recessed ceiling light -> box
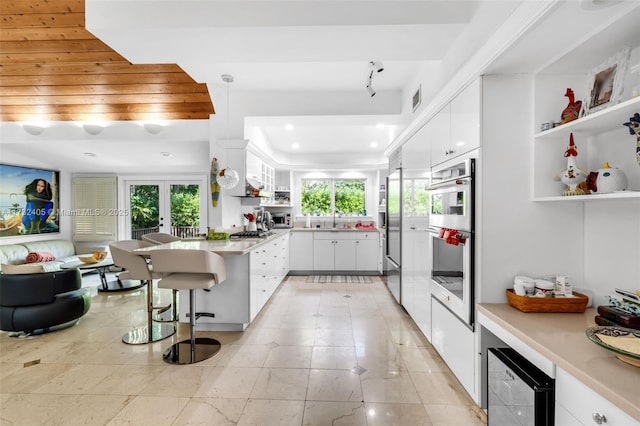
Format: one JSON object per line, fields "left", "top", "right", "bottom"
{"left": 370, "top": 142, "right": 378, "bottom": 148}
{"left": 292, "top": 142, "right": 300, "bottom": 149}
{"left": 143, "top": 122, "right": 164, "bottom": 134}
{"left": 82, "top": 123, "right": 104, "bottom": 135}
{"left": 376, "top": 123, "right": 385, "bottom": 129}
{"left": 285, "top": 124, "right": 294, "bottom": 131}
{"left": 160, "top": 152, "right": 172, "bottom": 157}
{"left": 456, "top": 141, "right": 465, "bottom": 146}
{"left": 84, "top": 152, "right": 96, "bottom": 157}
{"left": 22, "top": 123, "right": 46, "bottom": 135}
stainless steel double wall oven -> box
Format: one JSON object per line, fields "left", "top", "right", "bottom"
{"left": 428, "top": 158, "right": 475, "bottom": 328}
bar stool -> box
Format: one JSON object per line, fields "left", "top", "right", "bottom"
{"left": 141, "top": 232, "right": 182, "bottom": 322}
{"left": 109, "top": 240, "right": 175, "bottom": 344}
{"left": 149, "top": 249, "right": 226, "bottom": 365}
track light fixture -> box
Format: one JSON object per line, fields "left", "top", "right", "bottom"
{"left": 366, "top": 82, "right": 376, "bottom": 97}
{"left": 369, "top": 61, "right": 384, "bottom": 73}
{"left": 365, "top": 60, "right": 384, "bottom": 97}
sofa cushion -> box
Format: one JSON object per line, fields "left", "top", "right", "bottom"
{"left": 1, "top": 263, "right": 46, "bottom": 274}
{"left": 0, "top": 244, "right": 29, "bottom": 266}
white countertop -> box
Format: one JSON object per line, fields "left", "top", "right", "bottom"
{"left": 477, "top": 303, "right": 640, "bottom": 421}
{"left": 133, "top": 230, "right": 290, "bottom": 256}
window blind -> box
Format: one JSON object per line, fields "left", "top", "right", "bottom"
{"left": 72, "top": 176, "right": 117, "bottom": 241}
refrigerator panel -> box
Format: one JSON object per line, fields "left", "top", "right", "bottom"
{"left": 386, "top": 170, "right": 401, "bottom": 303}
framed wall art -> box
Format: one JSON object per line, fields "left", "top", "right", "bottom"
{"left": 583, "top": 46, "right": 631, "bottom": 116}
{"left": 0, "top": 163, "right": 60, "bottom": 237}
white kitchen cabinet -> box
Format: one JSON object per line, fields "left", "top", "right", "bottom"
{"left": 312, "top": 231, "right": 378, "bottom": 271}
{"left": 313, "top": 234, "right": 356, "bottom": 271}
{"left": 555, "top": 367, "right": 638, "bottom": 426}
{"left": 249, "top": 234, "right": 289, "bottom": 321}
{"left": 355, "top": 233, "right": 378, "bottom": 271}
{"left": 250, "top": 245, "right": 269, "bottom": 321}
{"left": 431, "top": 298, "right": 476, "bottom": 400}
{"left": 430, "top": 77, "right": 481, "bottom": 167}
{"left": 429, "top": 104, "right": 451, "bottom": 167}
{"left": 222, "top": 140, "right": 275, "bottom": 198}
{"left": 290, "top": 231, "right": 313, "bottom": 270}
{"left": 450, "top": 77, "right": 481, "bottom": 160}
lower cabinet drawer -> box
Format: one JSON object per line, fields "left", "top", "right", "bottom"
{"left": 555, "top": 367, "right": 638, "bottom": 425}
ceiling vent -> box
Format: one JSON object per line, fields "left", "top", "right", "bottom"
{"left": 412, "top": 85, "right": 422, "bottom": 112}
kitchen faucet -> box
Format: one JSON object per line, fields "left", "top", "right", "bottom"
{"left": 333, "top": 210, "right": 343, "bottom": 228}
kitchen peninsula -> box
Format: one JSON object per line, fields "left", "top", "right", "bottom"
{"left": 135, "top": 230, "right": 290, "bottom": 331}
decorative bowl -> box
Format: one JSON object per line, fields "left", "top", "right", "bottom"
{"left": 79, "top": 251, "right": 108, "bottom": 264}
{"left": 586, "top": 326, "right": 640, "bottom": 367}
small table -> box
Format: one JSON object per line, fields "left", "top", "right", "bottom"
{"left": 61, "top": 259, "right": 146, "bottom": 293}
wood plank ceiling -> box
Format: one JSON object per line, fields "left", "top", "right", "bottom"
{"left": 0, "top": 0, "right": 215, "bottom": 122}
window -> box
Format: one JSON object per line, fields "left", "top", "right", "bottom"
{"left": 72, "top": 176, "right": 117, "bottom": 241}
{"left": 301, "top": 179, "right": 366, "bottom": 216}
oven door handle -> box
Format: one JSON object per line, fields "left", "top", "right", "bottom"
{"left": 428, "top": 177, "right": 471, "bottom": 191}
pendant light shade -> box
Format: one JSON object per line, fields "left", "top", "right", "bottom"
{"left": 215, "top": 73, "right": 240, "bottom": 190}
{"left": 217, "top": 168, "right": 239, "bottom": 189}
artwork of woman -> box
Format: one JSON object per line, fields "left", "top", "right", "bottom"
{"left": 22, "top": 178, "right": 53, "bottom": 233}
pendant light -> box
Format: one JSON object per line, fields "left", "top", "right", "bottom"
{"left": 216, "top": 74, "right": 240, "bottom": 189}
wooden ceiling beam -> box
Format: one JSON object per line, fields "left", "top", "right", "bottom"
{"left": 0, "top": 0, "right": 215, "bottom": 122}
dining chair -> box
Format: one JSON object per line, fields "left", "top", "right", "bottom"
{"left": 149, "top": 249, "right": 226, "bottom": 364}
{"left": 109, "top": 240, "right": 175, "bottom": 344}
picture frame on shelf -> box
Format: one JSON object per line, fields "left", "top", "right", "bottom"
{"left": 583, "top": 46, "right": 631, "bottom": 116}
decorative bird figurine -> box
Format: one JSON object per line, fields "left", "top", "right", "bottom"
{"left": 561, "top": 88, "right": 582, "bottom": 124}
{"left": 556, "top": 133, "right": 587, "bottom": 196}
{"left": 623, "top": 112, "right": 640, "bottom": 166}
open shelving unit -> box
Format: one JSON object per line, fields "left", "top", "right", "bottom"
{"left": 532, "top": 19, "right": 640, "bottom": 202}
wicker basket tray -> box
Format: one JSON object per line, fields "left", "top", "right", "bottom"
{"left": 506, "top": 289, "right": 589, "bottom": 313}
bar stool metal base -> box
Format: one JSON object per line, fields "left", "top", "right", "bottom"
{"left": 162, "top": 337, "right": 221, "bottom": 365}
{"left": 122, "top": 323, "right": 175, "bottom": 345}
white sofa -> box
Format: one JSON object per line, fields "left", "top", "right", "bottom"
{"left": 0, "top": 239, "right": 110, "bottom": 274}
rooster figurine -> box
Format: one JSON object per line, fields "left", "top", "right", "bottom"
{"left": 556, "top": 133, "right": 587, "bottom": 196}
{"left": 561, "top": 88, "right": 582, "bottom": 124}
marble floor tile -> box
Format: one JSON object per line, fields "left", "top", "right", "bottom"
{"left": 172, "top": 397, "right": 247, "bottom": 425}
{"left": 250, "top": 367, "right": 310, "bottom": 400}
{"left": 237, "top": 399, "right": 305, "bottom": 426}
{"left": 302, "top": 401, "right": 367, "bottom": 426}
{"left": 364, "top": 402, "right": 433, "bottom": 426}
{"left": 0, "top": 275, "right": 485, "bottom": 425}
{"left": 306, "top": 369, "right": 363, "bottom": 402}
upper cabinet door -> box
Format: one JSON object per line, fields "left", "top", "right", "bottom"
{"left": 430, "top": 103, "right": 452, "bottom": 167}
{"left": 450, "top": 77, "right": 481, "bottom": 160}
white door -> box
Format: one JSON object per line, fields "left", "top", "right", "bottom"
{"left": 123, "top": 178, "right": 207, "bottom": 240}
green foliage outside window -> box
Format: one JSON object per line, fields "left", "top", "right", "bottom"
{"left": 170, "top": 185, "right": 200, "bottom": 227}
{"left": 130, "top": 184, "right": 200, "bottom": 229}
{"left": 130, "top": 185, "right": 158, "bottom": 229}
{"left": 301, "top": 179, "right": 366, "bottom": 215}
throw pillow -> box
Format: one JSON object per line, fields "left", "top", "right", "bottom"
{"left": 25, "top": 252, "right": 56, "bottom": 264}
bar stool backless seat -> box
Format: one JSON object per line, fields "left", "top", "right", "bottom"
{"left": 150, "top": 249, "right": 226, "bottom": 365}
